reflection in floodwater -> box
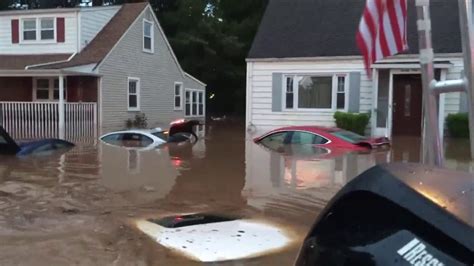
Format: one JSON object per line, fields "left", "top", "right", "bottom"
{"left": 0, "top": 121, "right": 472, "bottom": 265}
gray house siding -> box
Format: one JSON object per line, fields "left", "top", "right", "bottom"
{"left": 98, "top": 7, "right": 188, "bottom": 132}
{"left": 184, "top": 74, "right": 205, "bottom": 92}
{"left": 80, "top": 7, "right": 120, "bottom": 51}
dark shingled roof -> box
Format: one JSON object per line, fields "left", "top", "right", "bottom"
{"left": 248, "top": 0, "right": 462, "bottom": 59}
{"left": 35, "top": 2, "right": 148, "bottom": 69}
{"left": 0, "top": 54, "right": 72, "bottom": 70}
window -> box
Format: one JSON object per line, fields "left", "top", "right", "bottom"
{"left": 40, "top": 18, "right": 54, "bottom": 40}
{"left": 23, "top": 19, "right": 36, "bottom": 41}
{"left": 128, "top": 78, "right": 140, "bottom": 111}
{"left": 185, "top": 91, "right": 191, "bottom": 116}
{"left": 260, "top": 131, "right": 289, "bottom": 148}
{"left": 184, "top": 89, "right": 205, "bottom": 117}
{"left": 286, "top": 77, "right": 294, "bottom": 109}
{"left": 331, "top": 130, "right": 367, "bottom": 144}
{"left": 198, "top": 91, "right": 204, "bottom": 116}
{"left": 298, "top": 76, "right": 332, "bottom": 109}
{"left": 404, "top": 84, "right": 411, "bottom": 117}
{"left": 192, "top": 91, "right": 198, "bottom": 116}
{"left": 34, "top": 78, "right": 66, "bottom": 101}
{"left": 143, "top": 20, "right": 153, "bottom": 52}
{"left": 36, "top": 79, "right": 50, "bottom": 100}
{"left": 337, "top": 76, "right": 346, "bottom": 109}
{"left": 174, "top": 82, "right": 183, "bottom": 110}
{"left": 22, "top": 18, "right": 55, "bottom": 42}
{"left": 289, "top": 131, "right": 329, "bottom": 145}
{"left": 284, "top": 74, "right": 348, "bottom": 110}
{"left": 121, "top": 133, "right": 152, "bottom": 147}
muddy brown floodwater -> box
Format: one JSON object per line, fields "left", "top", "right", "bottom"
{"left": 0, "top": 120, "right": 472, "bottom": 265}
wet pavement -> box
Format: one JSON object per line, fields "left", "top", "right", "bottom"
{"left": 0, "top": 120, "right": 472, "bottom": 265}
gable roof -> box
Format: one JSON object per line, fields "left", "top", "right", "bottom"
{"left": 0, "top": 54, "right": 72, "bottom": 70}
{"left": 36, "top": 2, "right": 148, "bottom": 69}
{"left": 248, "top": 0, "right": 462, "bottom": 59}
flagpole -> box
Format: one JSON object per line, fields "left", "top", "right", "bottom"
{"left": 415, "top": 0, "right": 444, "bottom": 166}
{"left": 457, "top": 0, "right": 474, "bottom": 159}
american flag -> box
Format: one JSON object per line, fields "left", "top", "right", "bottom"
{"left": 356, "top": 0, "right": 409, "bottom": 75}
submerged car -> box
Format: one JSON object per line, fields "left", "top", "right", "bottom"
{"left": 254, "top": 126, "right": 390, "bottom": 152}
{"left": 0, "top": 126, "right": 74, "bottom": 156}
{"left": 100, "top": 119, "right": 202, "bottom": 149}
{"left": 135, "top": 213, "right": 293, "bottom": 262}
{"left": 295, "top": 163, "right": 473, "bottom": 266}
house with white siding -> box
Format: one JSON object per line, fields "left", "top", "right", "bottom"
{"left": 246, "top": 0, "right": 465, "bottom": 139}
{"left": 0, "top": 2, "right": 205, "bottom": 140}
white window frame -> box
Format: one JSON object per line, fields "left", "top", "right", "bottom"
{"left": 39, "top": 17, "right": 55, "bottom": 41}
{"left": 282, "top": 73, "right": 348, "bottom": 112}
{"left": 336, "top": 75, "right": 348, "bottom": 111}
{"left": 143, "top": 19, "right": 154, "bottom": 53}
{"left": 21, "top": 17, "right": 56, "bottom": 43}
{"left": 174, "top": 82, "right": 183, "bottom": 110}
{"left": 127, "top": 77, "right": 141, "bottom": 111}
{"left": 32, "top": 77, "right": 66, "bottom": 102}
{"left": 198, "top": 90, "right": 205, "bottom": 116}
{"left": 184, "top": 88, "right": 205, "bottom": 117}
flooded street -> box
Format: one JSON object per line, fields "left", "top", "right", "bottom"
{"left": 0, "top": 120, "right": 472, "bottom": 265}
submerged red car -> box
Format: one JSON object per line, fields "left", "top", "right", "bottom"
{"left": 254, "top": 126, "right": 390, "bottom": 152}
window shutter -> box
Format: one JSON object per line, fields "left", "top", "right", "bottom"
{"left": 11, "top": 19, "right": 19, "bottom": 44}
{"left": 272, "top": 73, "right": 283, "bottom": 112}
{"left": 348, "top": 72, "right": 361, "bottom": 113}
{"left": 57, "top": 17, "right": 65, "bottom": 43}
{"left": 460, "top": 92, "right": 469, "bottom": 113}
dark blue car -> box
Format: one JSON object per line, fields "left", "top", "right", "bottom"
{"left": 0, "top": 126, "right": 74, "bottom": 156}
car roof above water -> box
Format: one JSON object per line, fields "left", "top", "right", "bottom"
{"left": 101, "top": 128, "right": 164, "bottom": 136}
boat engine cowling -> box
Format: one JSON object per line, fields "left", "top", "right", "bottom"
{"left": 295, "top": 163, "right": 474, "bottom": 266}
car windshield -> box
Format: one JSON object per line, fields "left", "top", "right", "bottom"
{"left": 331, "top": 130, "right": 367, "bottom": 144}
{"left": 0, "top": 135, "right": 6, "bottom": 144}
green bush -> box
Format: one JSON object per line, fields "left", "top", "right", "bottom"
{"left": 125, "top": 113, "right": 148, "bottom": 129}
{"left": 446, "top": 113, "right": 469, "bottom": 138}
{"left": 334, "top": 111, "right": 371, "bottom": 136}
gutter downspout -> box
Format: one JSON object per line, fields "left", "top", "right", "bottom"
{"left": 24, "top": 53, "right": 77, "bottom": 70}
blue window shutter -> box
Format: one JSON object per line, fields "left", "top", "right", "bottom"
{"left": 272, "top": 73, "right": 283, "bottom": 112}
{"left": 460, "top": 92, "right": 469, "bottom": 113}
{"left": 348, "top": 72, "right": 361, "bottom": 113}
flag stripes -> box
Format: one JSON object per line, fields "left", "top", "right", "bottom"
{"left": 357, "top": 0, "right": 408, "bottom": 75}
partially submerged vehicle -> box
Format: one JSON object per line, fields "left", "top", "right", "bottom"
{"left": 0, "top": 126, "right": 74, "bottom": 156}
{"left": 135, "top": 213, "right": 293, "bottom": 262}
{"left": 295, "top": 163, "right": 474, "bottom": 266}
{"left": 99, "top": 119, "right": 202, "bottom": 150}
{"left": 255, "top": 126, "right": 390, "bottom": 152}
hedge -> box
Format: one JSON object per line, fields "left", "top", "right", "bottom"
{"left": 334, "top": 111, "right": 371, "bottom": 136}
{"left": 446, "top": 113, "right": 469, "bottom": 138}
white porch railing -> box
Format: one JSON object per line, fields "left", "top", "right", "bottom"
{"left": 0, "top": 102, "right": 97, "bottom": 141}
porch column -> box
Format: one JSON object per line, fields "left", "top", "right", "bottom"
{"left": 59, "top": 75, "right": 65, "bottom": 139}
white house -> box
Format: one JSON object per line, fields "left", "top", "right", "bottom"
{"left": 0, "top": 3, "right": 205, "bottom": 140}
{"left": 246, "top": 0, "right": 466, "bottom": 139}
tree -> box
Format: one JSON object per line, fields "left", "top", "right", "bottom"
{"left": 156, "top": 0, "right": 268, "bottom": 115}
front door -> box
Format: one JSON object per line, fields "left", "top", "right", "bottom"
{"left": 392, "top": 74, "right": 423, "bottom": 136}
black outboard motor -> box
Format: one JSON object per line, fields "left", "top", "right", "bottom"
{"left": 168, "top": 119, "right": 201, "bottom": 143}
{"left": 295, "top": 163, "right": 473, "bottom": 266}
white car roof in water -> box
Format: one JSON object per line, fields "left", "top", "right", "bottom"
{"left": 99, "top": 128, "right": 167, "bottom": 145}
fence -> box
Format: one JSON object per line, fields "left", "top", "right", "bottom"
{"left": 0, "top": 101, "right": 97, "bottom": 142}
